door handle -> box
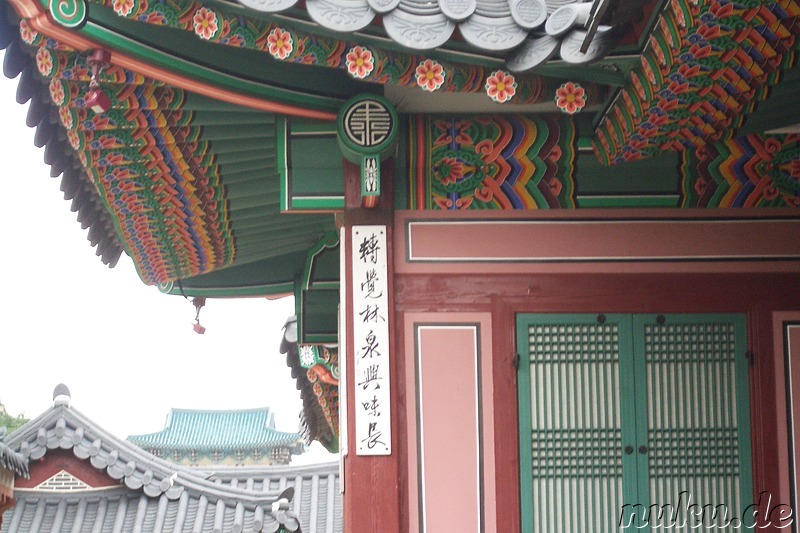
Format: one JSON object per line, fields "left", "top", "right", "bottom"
{"left": 624, "top": 445, "right": 634, "bottom": 455}
{"left": 639, "top": 445, "right": 648, "bottom": 455}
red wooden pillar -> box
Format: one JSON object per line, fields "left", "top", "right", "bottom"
{"left": 341, "top": 160, "right": 402, "bottom": 532}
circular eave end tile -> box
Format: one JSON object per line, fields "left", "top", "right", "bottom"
{"left": 383, "top": 11, "right": 456, "bottom": 50}
{"left": 506, "top": 32, "right": 560, "bottom": 72}
{"left": 545, "top": 4, "right": 580, "bottom": 36}
{"left": 509, "top": 0, "right": 547, "bottom": 30}
{"left": 368, "top": 0, "right": 402, "bottom": 15}
{"left": 307, "top": 0, "right": 376, "bottom": 32}
{"left": 459, "top": 14, "right": 528, "bottom": 51}
{"left": 559, "top": 25, "right": 619, "bottom": 64}
{"left": 440, "top": 0, "right": 476, "bottom": 21}
{"left": 236, "top": 0, "right": 301, "bottom": 13}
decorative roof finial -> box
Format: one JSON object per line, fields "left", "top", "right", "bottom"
{"left": 53, "top": 383, "right": 71, "bottom": 406}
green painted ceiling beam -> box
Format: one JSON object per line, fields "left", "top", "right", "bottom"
{"left": 81, "top": 4, "right": 363, "bottom": 111}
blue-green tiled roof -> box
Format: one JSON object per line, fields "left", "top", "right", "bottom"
{"left": 127, "top": 408, "right": 302, "bottom": 451}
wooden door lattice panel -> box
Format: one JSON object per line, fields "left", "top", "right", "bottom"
{"left": 518, "top": 314, "right": 751, "bottom": 533}
{"left": 521, "top": 318, "right": 625, "bottom": 533}
{"left": 642, "top": 319, "right": 750, "bottom": 531}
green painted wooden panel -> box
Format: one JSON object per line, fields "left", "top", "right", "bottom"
{"left": 300, "top": 288, "right": 339, "bottom": 343}
{"left": 517, "top": 313, "right": 752, "bottom": 533}
{"left": 635, "top": 315, "right": 752, "bottom": 531}
{"left": 517, "top": 315, "right": 633, "bottom": 533}
{"left": 279, "top": 119, "right": 345, "bottom": 212}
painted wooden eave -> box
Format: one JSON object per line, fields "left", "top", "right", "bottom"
{"left": 3, "top": 7, "right": 338, "bottom": 287}
{"left": 0, "top": 10, "right": 125, "bottom": 267}
{"left": 593, "top": 0, "right": 800, "bottom": 164}
{"left": 49, "top": 0, "right": 649, "bottom": 110}
{"left": 66, "top": 0, "right": 800, "bottom": 155}
{"left": 5, "top": 0, "right": 339, "bottom": 119}
{"left": 280, "top": 316, "right": 339, "bottom": 454}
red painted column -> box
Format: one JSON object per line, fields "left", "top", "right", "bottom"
{"left": 342, "top": 160, "right": 402, "bottom": 532}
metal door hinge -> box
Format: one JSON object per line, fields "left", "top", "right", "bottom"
{"left": 513, "top": 353, "right": 521, "bottom": 370}
{"left": 746, "top": 350, "right": 754, "bottom": 366}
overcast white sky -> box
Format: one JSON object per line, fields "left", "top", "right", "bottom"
{"left": 0, "top": 54, "right": 334, "bottom": 464}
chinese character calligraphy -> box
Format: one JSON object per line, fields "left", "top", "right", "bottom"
{"left": 352, "top": 226, "right": 391, "bottom": 455}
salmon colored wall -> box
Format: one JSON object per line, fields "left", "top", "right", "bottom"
{"left": 396, "top": 210, "right": 800, "bottom": 275}
{"left": 394, "top": 272, "right": 800, "bottom": 532}
{"left": 401, "top": 315, "right": 497, "bottom": 533}
{"left": 345, "top": 209, "right": 799, "bottom": 532}
{"left": 390, "top": 211, "right": 800, "bottom": 531}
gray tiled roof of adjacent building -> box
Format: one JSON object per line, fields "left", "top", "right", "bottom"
{"left": 0, "top": 398, "right": 341, "bottom": 532}
{"left": 0, "top": 430, "right": 27, "bottom": 479}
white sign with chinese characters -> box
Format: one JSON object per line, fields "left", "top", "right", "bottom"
{"left": 351, "top": 225, "right": 391, "bottom": 455}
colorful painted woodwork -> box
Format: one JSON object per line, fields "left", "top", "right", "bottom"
{"left": 681, "top": 133, "right": 800, "bottom": 208}
{"left": 75, "top": 0, "right": 554, "bottom": 104}
{"left": 22, "top": 31, "right": 289, "bottom": 285}
{"left": 594, "top": 0, "right": 800, "bottom": 165}
{"left": 301, "top": 345, "right": 340, "bottom": 454}
{"left": 299, "top": 346, "right": 339, "bottom": 452}
{"left": 409, "top": 114, "right": 576, "bottom": 209}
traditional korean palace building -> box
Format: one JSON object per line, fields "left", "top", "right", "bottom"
{"left": 0, "top": 0, "right": 799, "bottom": 529}
{"left": 0, "top": 386, "right": 342, "bottom": 533}
{"left": 127, "top": 408, "right": 305, "bottom": 466}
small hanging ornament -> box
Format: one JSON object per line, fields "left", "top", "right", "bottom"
{"left": 192, "top": 297, "right": 206, "bottom": 334}
{"left": 85, "top": 49, "right": 112, "bottom": 114}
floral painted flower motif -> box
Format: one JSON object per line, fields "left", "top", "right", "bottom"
{"left": 437, "top": 157, "right": 464, "bottom": 186}
{"left": 143, "top": 11, "right": 167, "bottom": 24}
{"left": 19, "top": 21, "right": 39, "bottom": 45}
{"left": 415, "top": 59, "right": 445, "bottom": 92}
{"left": 485, "top": 70, "right": 516, "bottom": 104}
{"left": 433, "top": 195, "right": 473, "bottom": 210}
{"left": 58, "top": 107, "right": 73, "bottom": 129}
{"left": 267, "top": 28, "right": 293, "bottom": 60}
{"left": 36, "top": 47, "right": 54, "bottom": 77}
{"left": 299, "top": 345, "right": 316, "bottom": 367}
{"left": 192, "top": 7, "right": 219, "bottom": 41}
{"left": 345, "top": 46, "right": 374, "bottom": 79}
{"left": 67, "top": 130, "right": 81, "bottom": 150}
{"left": 112, "top": 0, "right": 136, "bottom": 17}
{"left": 49, "top": 79, "right": 66, "bottom": 106}
{"left": 791, "top": 158, "right": 800, "bottom": 179}
{"left": 555, "top": 81, "right": 586, "bottom": 114}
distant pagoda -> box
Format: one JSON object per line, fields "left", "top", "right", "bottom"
{"left": 127, "top": 408, "right": 304, "bottom": 466}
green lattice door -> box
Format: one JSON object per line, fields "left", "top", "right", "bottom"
{"left": 516, "top": 314, "right": 752, "bottom": 533}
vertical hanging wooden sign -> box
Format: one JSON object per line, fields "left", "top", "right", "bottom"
{"left": 351, "top": 225, "right": 392, "bottom": 455}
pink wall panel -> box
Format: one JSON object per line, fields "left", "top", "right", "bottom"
{"left": 396, "top": 210, "right": 800, "bottom": 275}
{"left": 405, "top": 315, "right": 496, "bottom": 533}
